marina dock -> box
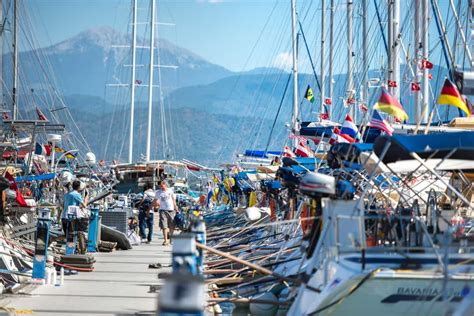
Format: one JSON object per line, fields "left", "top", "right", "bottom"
{"left": 0, "top": 235, "right": 170, "bottom": 316}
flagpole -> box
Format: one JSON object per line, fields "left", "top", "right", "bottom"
{"left": 421, "top": 0, "right": 430, "bottom": 124}
{"left": 392, "top": 0, "right": 400, "bottom": 100}
{"left": 320, "top": 0, "right": 325, "bottom": 117}
{"left": 146, "top": 0, "right": 156, "bottom": 162}
{"left": 414, "top": 0, "right": 421, "bottom": 124}
{"left": 128, "top": 0, "right": 138, "bottom": 164}
{"left": 328, "top": 0, "right": 334, "bottom": 119}
{"left": 347, "top": 0, "right": 355, "bottom": 121}
{"left": 291, "top": 0, "right": 299, "bottom": 132}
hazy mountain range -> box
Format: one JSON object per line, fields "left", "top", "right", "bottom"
{"left": 5, "top": 26, "right": 452, "bottom": 165}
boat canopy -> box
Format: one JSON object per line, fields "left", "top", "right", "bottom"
{"left": 16, "top": 173, "right": 55, "bottom": 182}
{"left": 373, "top": 132, "right": 474, "bottom": 164}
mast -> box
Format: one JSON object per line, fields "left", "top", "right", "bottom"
{"left": 392, "top": 0, "right": 400, "bottom": 99}
{"left": 0, "top": 0, "right": 3, "bottom": 109}
{"left": 146, "top": 0, "right": 156, "bottom": 161}
{"left": 347, "top": 0, "right": 355, "bottom": 119}
{"left": 414, "top": 0, "right": 421, "bottom": 123}
{"left": 12, "top": 0, "right": 18, "bottom": 120}
{"left": 290, "top": 0, "right": 299, "bottom": 131}
{"left": 320, "top": 0, "right": 325, "bottom": 116}
{"left": 128, "top": 0, "right": 137, "bottom": 164}
{"left": 362, "top": 0, "right": 368, "bottom": 107}
{"left": 328, "top": 0, "right": 334, "bottom": 119}
{"left": 421, "top": 0, "right": 429, "bottom": 123}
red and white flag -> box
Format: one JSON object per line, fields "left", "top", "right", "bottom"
{"left": 324, "top": 98, "right": 332, "bottom": 105}
{"left": 387, "top": 80, "right": 398, "bottom": 88}
{"left": 294, "top": 139, "right": 314, "bottom": 157}
{"left": 360, "top": 103, "right": 368, "bottom": 113}
{"left": 283, "top": 146, "right": 296, "bottom": 157}
{"left": 329, "top": 127, "right": 355, "bottom": 145}
{"left": 420, "top": 59, "right": 433, "bottom": 69}
{"left": 411, "top": 82, "right": 421, "bottom": 92}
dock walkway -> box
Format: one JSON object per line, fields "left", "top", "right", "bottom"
{"left": 0, "top": 235, "right": 171, "bottom": 316}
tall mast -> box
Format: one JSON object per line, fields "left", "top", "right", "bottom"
{"left": 347, "top": 0, "right": 355, "bottom": 119}
{"left": 128, "top": 0, "right": 137, "bottom": 164}
{"left": 328, "top": 0, "right": 334, "bottom": 118}
{"left": 0, "top": 0, "right": 3, "bottom": 109}
{"left": 392, "top": 0, "right": 400, "bottom": 99}
{"left": 319, "top": 0, "right": 325, "bottom": 116}
{"left": 414, "top": 0, "right": 421, "bottom": 123}
{"left": 421, "top": 0, "right": 429, "bottom": 123}
{"left": 12, "top": 0, "right": 18, "bottom": 120}
{"left": 290, "top": 0, "right": 299, "bottom": 131}
{"left": 146, "top": 0, "right": 156, "bottom": 161}
{"left": 362, "top": 0, "right": 368, "bottom": 106}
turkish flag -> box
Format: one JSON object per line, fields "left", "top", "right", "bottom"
{"left": 428, "top": 73, "right": 433, "bottom": 80}
{"left": 420, "top": 59, "right": 433, "bottom": 69}
{"left": 320, "top": 113, "right": 329, "bottom": 120}
{"left": 324, "top": 98, "right": 332, "bottom": 105}
{"left": 387, "top": 80, "right": 398, "bottom": 88}
{"left": 411, "top": 82, "right": 421, "bottom": 92}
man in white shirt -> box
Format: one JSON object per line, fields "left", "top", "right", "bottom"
{"left": 155, "top": 180, "right": 178, "bottom": 245}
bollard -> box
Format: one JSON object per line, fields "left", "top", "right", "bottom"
{"left": 87, "top": 208, "right": 100, "bottom": 252}
{"left": 32, "top": 208, "right": 52, "bottom": 280}
{"left": 190, "top": 219, "right": 206, "bottom": 275}
{"left": 172, "top": 234, "right": 198, "bottom": 275}
{"left": 158, "top": 274, "right": 205, "bottom": 316}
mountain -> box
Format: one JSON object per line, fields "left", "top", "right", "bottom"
{"left": 10, "top": 26, "right": 233, "bottom": 98}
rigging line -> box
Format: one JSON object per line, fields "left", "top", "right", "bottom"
{"left": 373, "top": 0, "right": 388, "bottom": 55}
{"left": 297, "top": 19, "right": 321, "bottom": 93}
{"left": 264, "top": 73, "right": 292, "bottom": 153}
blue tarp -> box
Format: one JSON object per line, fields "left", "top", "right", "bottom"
{"left": 374, "top": 131, "right": 474, "bottom": 164}
{"left": 16, "top": 173, "right": 55, "bottom": 182}
{"left": 244, "top": 150, "right": 282, "bottom": 158}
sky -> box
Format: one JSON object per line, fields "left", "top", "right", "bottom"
{"left": 21, "top": 0, "right": 290, "bottom": 72}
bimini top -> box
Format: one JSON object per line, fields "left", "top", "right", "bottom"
{"left": 373, "top": 131, "right": 474, "bottom": 164}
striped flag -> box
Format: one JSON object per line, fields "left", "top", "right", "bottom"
{"left": 437, "top": 79, "right": 471, "bottom": 116}
{"left": 374, "top": 88, "right": 409, "bottom": 121}
{"left": 369, "top": 110, "right": 394, "bottom": 136}
{"left": 294, "top": 139, "right": 314, "bottom": 157}
{"left": 283, "top": 146, "right": 296, "bottom": 157}
{"left": 36, "top": 107, "right": 48, "bottom": 121}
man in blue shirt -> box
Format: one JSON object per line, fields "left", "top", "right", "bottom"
{"left": 62, "top": 180, "right": 88, "bottom": 234}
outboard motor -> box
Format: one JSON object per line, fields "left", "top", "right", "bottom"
{"left": 298, "top": 172, "right": 336, "bottom": 257}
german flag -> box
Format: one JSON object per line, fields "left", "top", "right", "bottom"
{"left": 373, "top": 89, "right": 408, "bottom": 121}
{"left": 437, "top": 79, "right": 471, "bottom": 116}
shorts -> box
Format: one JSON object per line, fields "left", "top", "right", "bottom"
{"left": 159, "top": 209, "right": 176, "bottom": 230}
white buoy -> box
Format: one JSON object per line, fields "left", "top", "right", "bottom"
{"left": 52, "top": 268, "right": 57, "bottom": 285}
{"left": 249, "top": 292, "right": 278, "bottom": 316}
{"left": 245, "top": 207, "right": 262, "bottom": 222}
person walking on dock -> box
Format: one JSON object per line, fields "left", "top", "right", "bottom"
{"left": 137, "top": 183, "right": 155, "bottom": 243}
{"left": 155, "top": 180, "right": 178, "bottom": 246}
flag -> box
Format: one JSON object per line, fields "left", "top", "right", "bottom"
{"left": 4, "top": 172, "right": 27, "bottom": 207}
{"left": 35, "top": 143, "right": 52, "bottom": 156}
{"left": 387, "top": 80, "right": 398, "bottom": 88}
{"left": 437, "top": 79, "right": 471, "bottom": 116}
{"left": 54, "top": 146, "right": 76, "bottom": 159}
{"left": 374, "top": 89, "right": 409, "bottom": 121}
{"left": 346, "top": 96, "right": 356, "bottom": 105}
{"left": 428, "top": 73, "right": 433, "bottom": 80}
{"left": 294, "top": 139, "right": 314, "bottom": 157}
{"left": 420, "top": 59, "right": 433, "bottom": 69}
{"left": 36, "top": 107, "right": 48, "bottom": 121}
{"left": 2, "top": 112, "right": 9, "bottom": 120}
{"left": 360, "top": 103, "right": 368, "bottom": 113}
{"left": 324, "top": 98, "right": 332, "bottom": 105}
{"left": 329, "top": 127, "right": 353, "bottom": 145}
{"left": 411, "top": 82, "right": 421, "bottom": 92}
{"left": 320, "top": 113, "right": 329, "bottom": 120}
{"left": 283, "top": 146, "right": 296, "bottom": 158}
{"left": 98, "top": 159, "right": 106, "bottom": 167}
{"left": 340, "top": 114, "right": 361, "bottom": 140}
{"left": 304, "top": 85, "right": 314, "bottom": 103}
{"left": 135, "top": 79, "right": 142, "bottom": 85}
{"left": 369, "top": 110, "right": 394, "bottom": 136}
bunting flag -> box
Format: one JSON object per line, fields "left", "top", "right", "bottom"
{"left": 304, "top": 85, "right": 314, "bottom": 103}
{"left": 324, "top": 98, "right": 332, "bottom": 105}
{"left": 294, "top": 139, "right": 314, "bottom": 157}
{"left": 283, "top": 146, "right": 296, "bottom": 158}
{"left": 360, "top": 103, "right": 368, "bottom": 113}
{"left": 340, "top": 114, "right": 361, "bottom": 140}
{"left": 2, "top": 112, "right": 9, "bottom": 120}
{"left": 373, "top": 88, "right": 409, "bottom": 121}
{"left": 387, "top": 80, "right": 398, "bottom": 88}
{"left": 437, "top": 79, "right": 471, "bottom": 116}
{"left": 369, "top": 110, "right": 394, "bottom": 136}
{"left": 4, "top": 172, "right": 28, "bottom": 207}
{"left": 36, "top": 107, "right": 48, "bottom": 121}
{"left": 411, "top": 82, "right": 421, "bottom": 92}
{"left": 320, "top": 113, "right": 329, "bottom": 120}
